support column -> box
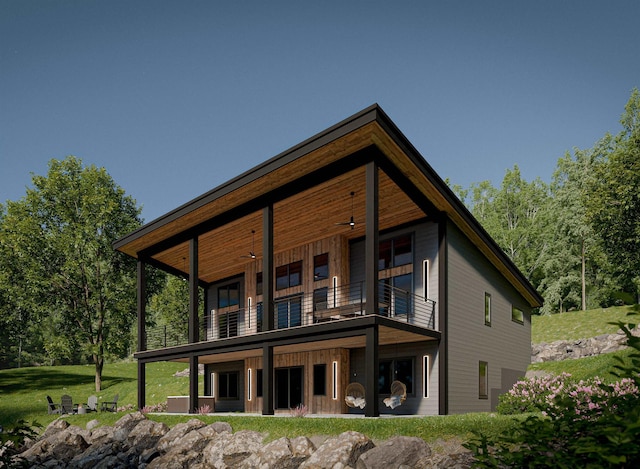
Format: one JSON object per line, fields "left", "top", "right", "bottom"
{"left": 365, "top": 325, "right": 379, "bottom": 417}
{"left": 262, "top": 344, "right": 274, "bottom": 415}
{"left": 137, "top": 259, "right": 147, "bottom": 410}
{"left": 365, "top": 160, "right": 379, "bottom": 315}
{"left": 263, "top": 205, "right": 274, "bottom": 331}
{"left": 189, "top": 238, "right": 199, "bottom": 343}
{"left": 438, "top": 214, "right": 448, "bottom": 415}
{"left": 189, "top": 355, "right": 199, "bottom": 413}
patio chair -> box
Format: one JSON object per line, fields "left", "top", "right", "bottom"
{"left": 101, "top": 393, "right": 119, "bottom": 412}
{"left": 383, "top": 380, "right": 407, "bottom": 409}
{"left": 46, "top": 395, "right": 60, "bottom": 415}
{"left": 344, "top": 382, "right": 366, "bottom": 409}
{"left": 60, "top": 394, "right": 75, "bottom": 414}
{"left": 86, "top": 395, "right": 98, "bottom": 412}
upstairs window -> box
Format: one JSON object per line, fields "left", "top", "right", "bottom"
{"left": 313, "top": 253, "right": 329, "bottom": 280}
{"left": 218, "top": 282, "right": 240, "bottom": 308}
{"left": 512, "top": 305, "right": 524, "bottom": 324}
{"left": 379, "top": 234, "right": 412, "bottom": 270}
{"left": 276, "top": 261, "right": 303, "bottom": 290}
{"left": 484, "top": 292, "right": 491, "bottom": 326}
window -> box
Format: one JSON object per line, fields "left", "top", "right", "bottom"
{"left": 313, "top": 364, "right": 326, "bottom": 395}
{"left": 218, "top": 282, "right": 240, "bottom": 308}
{"left": 256, "top": 272, "right": 263, "bottom": 296}
{"left": 218, "top": 371, "right": 239, "bottom": 400}
{"left": 512, "top": 305, "right": 524, "bottom": 324}
{"left": 314, "top": 253, "right": 329, "bottom": 280}
{"left": 379, "top": 274, "right": 412, "bottom": 316}
{"left": 275, "top": 367, "right": 303, "bottom": 409}
{"left": 276, "top": 296, "right": 302, "bottom": 329}
{"left": 313, "top": 287, "right": 328, "bottom": 311}
{"left": 379, "top": 234, "right": 412, "bottom": 270}
{"left": 484, "top": 292, "right": 491, "bottom": 326}
{"left": 379, "top": 358, "right": 413, "bottom": 394}
{"left": 218, "top": 310, "right": 239, "bottom": 338}
{"left": 276, "top": 261, "right": 303, "bottom": 290}
{"left": 256, "top": 302, "right": 263, "bottom": 332}
{"left": 479, "top": 361, "right": 488, "bottom": 399}
{"left": 256, "top": 369, "right": 263, "bottom": 398}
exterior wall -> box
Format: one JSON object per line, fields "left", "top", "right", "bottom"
{"left": 207, "top": 360, "right": 245, "bottom": 412}
{"left": 349, "top": 341, "right": 439, "bottom": 415}
{"left": 244, "top": 348, "right": 349, "bottom": 414}
{"left": 445, "top": 221, "right": 532, "bottom": 413}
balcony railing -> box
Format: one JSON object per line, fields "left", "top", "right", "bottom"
{"left": 144, "top": 282, "right": 436, "bottom": 350}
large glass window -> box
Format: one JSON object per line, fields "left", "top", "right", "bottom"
{"left": 276, "top": 296, "right": 302, "bottom": 329}
{"left": 379, "top": 358, "right": 413, "bottom": 394}
{"left": 314, "top": 253, "right": 329, "bottom": 280}
{"left": 218, "top": 371, "right": 239, "bottom": 399}
{"left": 379, "top": 235, "right": 412, "bottom": 270}
{"left": 276, "top": 261, "right": 303, "bottom": 290}
{"left": 218, "top": 282, "right": 240, "bottom": 308}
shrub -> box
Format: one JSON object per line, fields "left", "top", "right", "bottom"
{"left": 197, "top": 404, "right": 211, "bottom": 414}
{"left": 0, "top": 420, "right": 41, "bottom": 468}
{"left": 466, "top": 311, "right": 640, "bottom": 468}
{"left": 140, "top": 402, "right": 167, "bottom": 413}
{"left": 496, "top": 372, "right": 572, "bottom": 414}
{"left": 289, "top": 404, "right": 308, "bottom": 418}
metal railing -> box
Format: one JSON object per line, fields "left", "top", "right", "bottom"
{"left": 144, "top": 282, "right": 436, "bottom": 350}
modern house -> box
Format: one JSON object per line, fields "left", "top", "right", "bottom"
{"left": 114, "top": 104, "right": 542, "bottom": 417}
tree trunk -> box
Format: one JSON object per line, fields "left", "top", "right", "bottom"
{"left": 95, "top": 354, "right": 104, "bottom": 392}
{"left": 581, "top": 238, "right": 587, "bottom": 311}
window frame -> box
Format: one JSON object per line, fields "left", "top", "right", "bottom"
{"left": 313, "top": 253, "right": 329, "bottom": 281}
{"left": 217, "top": 371, "right": 240, "bottom": 400}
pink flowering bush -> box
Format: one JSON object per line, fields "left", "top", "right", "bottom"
{"left": 498, "top": 372, "right": 639, "bottom": 419}
{"left": 140, "top": 402, "right": 167, "bottom": 413}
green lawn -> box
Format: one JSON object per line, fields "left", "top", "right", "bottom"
{"left": 531, "top": 305, "right": 636, "bottom": 343}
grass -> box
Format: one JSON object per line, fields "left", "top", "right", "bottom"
{"left": 1, "top": 306, "right": 637, "bottom": 442}
{"left": 531, "top": 305, "right": 635, "bottom": 343}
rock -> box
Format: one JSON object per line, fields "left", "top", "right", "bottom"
{"left": 357, "top": 436, "right": 431, "bottom": 469}
{"left": 203, "top": 429, "right": 264, "bottom": 468}
{"left": 86, "top": 419, "right": 100, "bottom": 431}
{"left": 240, "top": 436, "right": 316, "bottom": 469}
{"left": 156, "top": 418, "right": 206, "bottom": 452}
{"left": 300, "top": 431, "right": 374, "bottom": 469}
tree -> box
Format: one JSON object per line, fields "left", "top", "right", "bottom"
{"left": 587, "top": 89, "right": 640, "bottom": 303}
{"left": 0, "top": 156, "right": 142, "bottom": 389}
{"left": 467, "top": 167, "right": 551, "bottom": 287}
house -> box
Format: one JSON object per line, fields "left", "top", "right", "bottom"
{"left": 114, "top": 104, "right": 542, "bottom": 416}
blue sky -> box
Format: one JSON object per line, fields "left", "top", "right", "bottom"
{"left": 1, "top": 1, "right": 638, "bottom": 223}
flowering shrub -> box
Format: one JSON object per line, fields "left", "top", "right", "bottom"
{"left": 116, "top": 403, "right": 136, "bottom": 413}
{"left": 289, "top": 404, "right": 308, "bottom": 417}
{"left": 497, "top": 372, "right": 639, "bottom": 420}
{"left": 497, "top": 372, "right": 572, "bottom": 414}
{"left": 467, "top": 313, "right": 640, "bottom": 467}
{"left": 140, "top": 402, "right": 167, "bottom": 413}
{"left": 197, "top": 404, "right": 212, "bottom": 414}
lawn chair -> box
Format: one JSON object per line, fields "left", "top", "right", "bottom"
{"left": 46, "top": 395, "right": 60, "bottom": 415}
{"left": 86, "top": 395, "right": 98, "bottom": 412}
{"left": 60, "top": 394, "right": 75, "bottom": 414}
{"left": 101, "top": 393, "right": 119, "bottom": 412}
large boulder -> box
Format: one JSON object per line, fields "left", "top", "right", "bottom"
{"left": 300, "top": 431, "right": 374, "bottom": 469}
{"left": 240, "top": 435, "right": 316, "bottom": 469}
{"left": 357, "top": 436, "right": 431, "bottom": 469}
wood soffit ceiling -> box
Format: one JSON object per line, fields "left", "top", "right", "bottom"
{"left": 114, "top": 106, "right": 543, "bottom": 306}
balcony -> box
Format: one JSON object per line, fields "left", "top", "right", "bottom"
{"left": 144, "top": 282, "right": 436, "bottom": 351}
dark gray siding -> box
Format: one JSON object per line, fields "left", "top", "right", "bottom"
{"left": 446, "top": 221, "right": 531, "bottom": 413}
{"left": 349, "top": 341, "right": 439, "bottom": 415}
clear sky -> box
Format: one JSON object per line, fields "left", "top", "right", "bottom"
{"left": 1, "top": 1, "right": 638, "bottom": 223}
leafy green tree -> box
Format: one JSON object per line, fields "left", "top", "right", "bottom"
{"left": 587, "top": 89, "right": 640, "bottom": 303}
{"left": 0, "top": 156, "right": 142, "bottom": 389}
{"left": 467, "top": 167, "right": 551, "bottom": 288}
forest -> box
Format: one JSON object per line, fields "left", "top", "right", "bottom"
{"left": 1, "top": 89, "right": 638, "bottom": 376}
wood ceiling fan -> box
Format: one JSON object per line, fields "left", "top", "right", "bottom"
{"left": 240, "top": 230, "right": 258, "bottom": 259}
{"left": 335, "top": 191, "right": 358, "bottom": 230}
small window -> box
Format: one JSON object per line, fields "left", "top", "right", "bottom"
{"left": 218, "top": 282, "right": 240, "bottom": 308}
{"left": 276, "top": 261, "right": 303, "bottom": 290}
{"left": 512, "top": 306, "right": 524, "bottom": 324}
{"left": 484, "top": 292, "right": 491, "bottom": 326}
{"left": 314, "top": 253, "right": 329, "bottom": 280}
{"left": 256, "top": 369, "right": 263, "bottom": 398}
{"left": 479, "top": 361, "right": 488, "bottom": 399}
{"left": 313, "top": 364, "right": 326, "bottom": 395}
{"left": 218, "top": 371, "right": 239, "bottom": 400}
{"left": 256, "top": 272, "right": 263, "bottom": 296}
